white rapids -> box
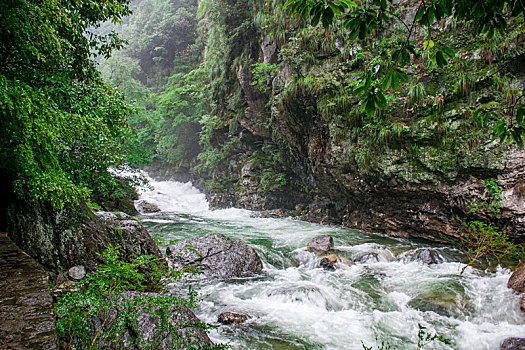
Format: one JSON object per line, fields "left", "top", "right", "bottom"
{"left": 137, "top": 177, "right": 525, "bottom": 350}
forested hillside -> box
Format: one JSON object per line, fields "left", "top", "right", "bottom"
{"left": 104, "top": 0, "right": 525, "bottom": 246}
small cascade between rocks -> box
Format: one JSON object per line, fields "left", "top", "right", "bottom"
{"left": 138, "top": 178, "right": 525, "bottom": 350}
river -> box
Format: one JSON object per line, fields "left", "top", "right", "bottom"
{"left": 138, "top": 178, "right": 525, "bottom": 349}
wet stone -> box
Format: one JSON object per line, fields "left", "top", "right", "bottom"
{"left": 307, "top": 235, "right": 334, "bottom": 252}
{"left": 320, "top": 258, "right": 335, "bottom": 271}
{"left": 135, "top": 199, "right": 161, "bottom": 213}
{"left": 508, "top": 266, "right": 525, "bottom": 294}
{"left": 217, "top": 311, "right": 249, "bottom": 325}
{"left": 166, "top": 234, "right": 263, "bottom": 279}
{"left": 414, "top": 249, "right": 445, "bottom": 265}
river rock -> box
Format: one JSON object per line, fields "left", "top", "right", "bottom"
{"left": 307, "top": 235, "right": 334, "bottom": 252}
{"left": 408, "top": 298, "right": 452, "bottom": 317}
{"left": 166, "top": 234, "right": 263, "bottom": 279}
{"left": 508, "top": 266, "right": 525, "bottom": 294}
{"left": 354, "top": 251, "right": 395, "bottom": 264}
{"left": 67, "top": 265, "right": 86, "bottom": 281}
{"left": 65, "top": 292, "right": 212, "bottom": 349}
{"left": 7, "top": 201, "right": 163, "bottom": 272}
{"left": 135, "top": 199, "right": 161, "bottom": 213}
{"left": 501, "top": 337, "right": 525, "bottom": 350}
{"left": 320, "top": 256, "right": 336, "bottom": 271}
{"left": 414, "top": 249, "right": 445, "bottom": 264}
{"left": 217, "top": 311, "right": 249, "bottom": 325}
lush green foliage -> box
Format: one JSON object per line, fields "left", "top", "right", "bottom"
{"left": 455, "top": 219, "right": 524, "bottom": 267}
{"left": 99, "top": 0, "right": 205, "bottom": 167}
{"left": 0, "top": 0, "right": 135, "bottom": 208}
{"left": 449, "top": 179, "right": 525, "bottom": 267}
{"left": 282, "top": 0, "right": 525, "bottom": 145}
{"left": 55, "top": 246, "right": 224, "bottom": 349}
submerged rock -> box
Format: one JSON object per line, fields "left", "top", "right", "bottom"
{"left": 166, "top": 234, "right": 263, "bottom": 279}
{"left": 217, "top": 311, "right": 249, "bottom": 325}
{"left": 135, "top": 199, "right": 161, "bottom": 214}
{"left": 508, "top": 266, "right": 525, "bottom": 294}
{"left": 320, "top": 257, "right": 336, "bottom": 271}
{"left": 408, "top": 298, "right": 452, "bottom": 317}
{"left": 319, "top": 254, "right": 352, "bottom": 271}
{"left": 354, "top": 251, "right": 395, "bottom": 264}
{"left": 307, "top": 235, "right": 334, "bottom": 252}
{"left": 501, "top": 337, "right": 525, "bottom": 350}
{"left": 414, "top": 249, "right": 446, "bottom": 265}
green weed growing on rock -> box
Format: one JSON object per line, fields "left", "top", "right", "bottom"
{"left": 55, "top": 245, "right": 226, "bottom": 349}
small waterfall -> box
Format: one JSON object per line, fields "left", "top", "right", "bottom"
{"left": 138, "top": 177, "right": 525, "bottom": 350}
{"left": 138, "top": 177, "right": 209, "bottom": 214}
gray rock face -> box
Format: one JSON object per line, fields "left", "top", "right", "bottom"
{"left": 66, "top": 292, "right": 212, "bottom": 349}
{"left": 166, "top": 234, "right": 263, "bottom": 279}
{"left": 307, "top": 235, "right": 334, "bottom": 252}
{"left": 67, "top": 265, "right": 86, "bottom": 281}
{"left": 501, "top": 337, "right": 525, "bottom": 350}
{"left": 217, "top": 311, "right": 249, "bottom": 325}
{"left": 135, "top": 199, "right": 161, "bottom": 213}
{"left": 7, "top": 201, "right": 162, "bottom": 272}
{"left": 508, "top": 266, "right": 525, "bottom": 294}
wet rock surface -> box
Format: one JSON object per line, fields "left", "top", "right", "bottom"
{"left": 414, "top": 249, "right": 446, "bottom": 265}
{"left": 217, "top": 311, "right": 249, "bottom": 325}
{"left": 508, "top": 266, "right": 525, "bottom": 294}
{"left": 166, "top": 234, "right": 263, "bottom": 279}
{"left": 0, "top": 234, "right": 57, "bottom": 349}
{"left": 135, "top": 199, "right": 161, "bottom": 213}
{"left": 319, "top": 256, "right": 336, "bottom": 271}
{"left": 501, "top": 337, "right": 525, "bottom": 350}
{"left": 307, "top": 235, "right": 334, "bottom": 252}
{"left": 7, "top": 202, "right": 162, "bottom": 272}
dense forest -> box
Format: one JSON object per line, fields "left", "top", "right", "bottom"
{"left": 1, "top": 0, "right": 525, "bottom": 348}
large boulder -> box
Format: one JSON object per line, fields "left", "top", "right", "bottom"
{"left": 307, "top": 235, "right": 334, "bottom": 252}
{"left": 62, "top": 292, "right": 212, "bottom": 349}
{"left": 7, "top": 201, "right": 162, "bottom": 272}
{"left": 508, "top": 266, "right": 525, "bottom": 294}
{"left": 166, "top": 234, "right": 262, "bottom": 279}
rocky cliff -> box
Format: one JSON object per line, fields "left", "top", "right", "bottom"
{"left": 190, "top": 0, "right": 525, "bottom": 243}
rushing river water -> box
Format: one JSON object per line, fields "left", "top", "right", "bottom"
{"left": 138, "top": 178, "right": 525, "bottom": 350}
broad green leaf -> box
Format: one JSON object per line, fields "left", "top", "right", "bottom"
{"left": 423, "top": 40, "right": 435, "bottom": 50}
{"left": 441, "top": 45, "right": 455, "bottom": 59}
{"left": 517, "top": 106, "right": 525, "bottom": 125}
{"left": 435, "top": 50, "right": 446, "bottom": 67}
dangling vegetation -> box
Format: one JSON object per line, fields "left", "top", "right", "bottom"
{"left": 0, "top": 0, "right": 137, "bottom": 209}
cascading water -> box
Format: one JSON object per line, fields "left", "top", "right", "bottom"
{"left": 138, "top": 178, "right": 525, "bottom": 349}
